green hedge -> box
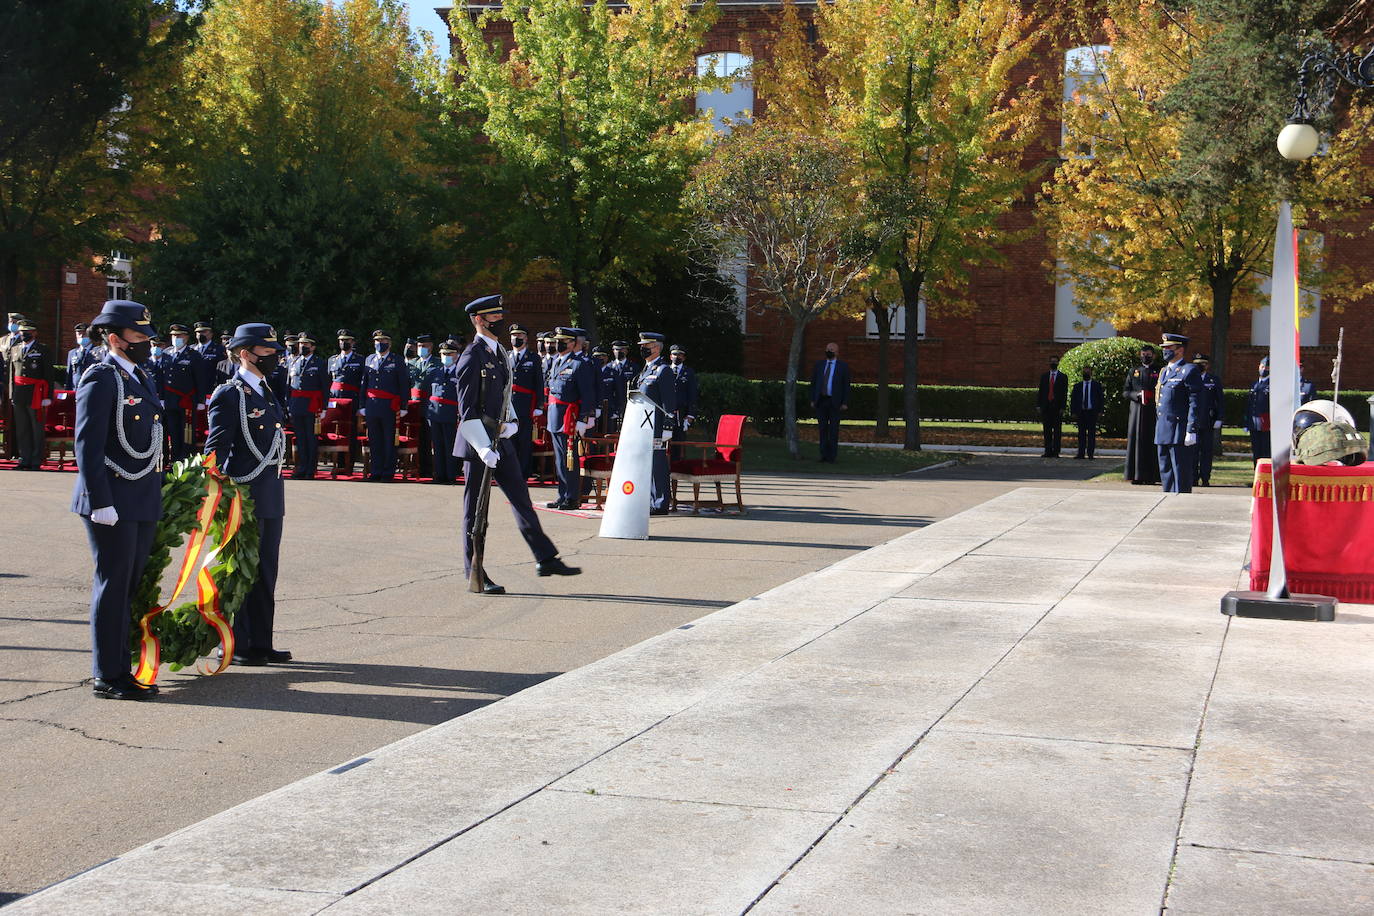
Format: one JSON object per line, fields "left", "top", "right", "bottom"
{"left": 696, "top": 372, "right": 1374, "bottom": 435}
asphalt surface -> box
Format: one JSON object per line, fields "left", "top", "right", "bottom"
{"left": 0, "top": 455, "right": 1117, "bottom": 900}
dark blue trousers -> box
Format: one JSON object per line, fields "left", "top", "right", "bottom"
{"left": 1076, "top": 410, "right": 1099, "bottom": 458}
{"left": 515, "top": 416, "right": 534, "bottom": 479}
{"left": 651, "top": 446, "right": 670, "bottom": 511}
{"left": 85, "top": 518, "right": 158, "bottom": 680}
{"left": 551, "top": 430, "right": 579, "bottom": 504}
{"left": 462, "top": 438, "right": 556, "bottom": 576}
{"left": 429, "top": 419, "right": 458, "bottom": 482}
{"left": 291, "top": 413, "right": 318, "bottom": 478}
{"left": 815, "top": 397, "right": 841, "bottom": 462}
{"left": 1158, "top": 443, "right": 1196, "bottom": 493}
{"left": 1195, "top": 429, "right": 1218, "bottom": 483}
{"left": 234, "top": 515, "right": 282, "bottom": 652}
{"left": 165, "top": 406, "right": 193, "bottom": 461}
{"left": 366, "top": 408, "right": 397, "bottom": 480}
{"left": 1249, "top": 430, "right": 1270, "bottom": 464}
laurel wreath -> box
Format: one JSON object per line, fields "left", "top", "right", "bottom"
{"left": 127, "top": 455, "right": 261, "bottom": 671}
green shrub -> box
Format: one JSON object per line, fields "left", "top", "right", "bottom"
{"left": 1057, "top": 336, "right": 1157, "bottom": 437}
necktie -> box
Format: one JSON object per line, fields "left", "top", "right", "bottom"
{"left": 825, "top": 361, "right": 834, "bottom": 396}
{"left": 1085, "top": 383, "right": 1092, "bottom": 412}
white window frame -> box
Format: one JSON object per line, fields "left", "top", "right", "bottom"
{"left": 106, "top": 250, "right": 132, "bottom": 301}
{"left": 1054, "top": 259, "right": 1116, "bottom": 342}
{"left": 696, "top": 52, "right": 753, "bottom": 134}
{"left": 1062, "top": 45, "right": 1111, "bottom": 157}
{"left": 864, "top": 301, "right": 925, "bottom": 339}
{"left": 1252, "top": 234, "right": 1323, "bottom": 347}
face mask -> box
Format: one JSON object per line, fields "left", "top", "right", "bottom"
{"left": 417, "top": 346, "right": 431, "bottom": 359}
{"left": 197, "top": 332, "right": 211, "bottom": 344}
{"left": 172, "top": 337, "right": 187, "bottom": 350}
{"left": 671, "top": 356, "right": 683, "bottom": 365}
{"left": 441, "top": 354, "right": 455, "bottom": 367}
{"left": 512, "top": 337, "right": 526, "bottom": 349}
{"left": 613, "top": 351, "right": 626, "bottom": 361}
{"left": 555, "top": 340, "right": 568, "bottom": 353}
{"left": 79, "top": 336, "right": 91, "bottom": 348}
{"left": 485, "top": 319, "right": 507, "bottom": 337}
{"left": 7, "top": 322, "right": 17, "bottom": 333}
{"left": 254, "top": 352, "right": 280, "bottom": 376}
{"left": 826, "top": 351, "right": 836, "bottom": 360}
{"left": 123, "top": 337, "right": 152, "bottom": 363}
{"left": 1260, "top": 367, "right": 1269, "bottom": 378}
{"left": 300, "top": 345, "right": 312, "bottom": 356}
{"left": 151, "top": 346, "right": 163, "bottom": 358}
{"left": 640, "top": 345, "right": 653, "bottom": 359}
{"left": 376, "top": 341, "right": 389, "bottom": 354}
{"left": 22, "top": 331, "right": 35, "bottom": 343}
{"left": 340, "top": 340, "right": 352, "bottom": 351}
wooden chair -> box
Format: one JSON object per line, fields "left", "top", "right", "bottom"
{"left": 579, "top": 434, "right": 618, "bottom": 507}
{"left": 396, "top": 400, "right": 424, "bottom": 480}
{"left": 669, "top": 414, "right": 747, "bottom": 514}
{"left": 318, "top": 399, "right": 356, "bottom": 478}
{"left": 531, "top": 422, "right": 555, "bottom": 482}
{"left": 44, "top": 389, "right": 78, "bottom": 468}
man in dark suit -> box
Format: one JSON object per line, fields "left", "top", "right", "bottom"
{"left": 507, "top": 323, "right": 542, "bottom": 479}
{"left": 1154, "top": 333, "right": 1204, "bottom": 493}
{"left": 1069, "top": 366, "right": 1104, "bottom": 459}
{"left": 453, "top": 296, "right": 579, "bottom": 594}
{"left": 1037, "top": 358, "right": 1068, "bottom": 458}
{"left": 72, "top": 301, "right": 165, "bottom": 699}
{"left": 1243, "top": 357, "right": 1270, "bottom": 464}
{"left": 206, "top": 323, "right": 290, "bottom": 665}
{"left": 810, "top": 342, "right": 850, "bottom": 463}
{"left": 1192, "top": 354, "right": 1224, "bottom": 485}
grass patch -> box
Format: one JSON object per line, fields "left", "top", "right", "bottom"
{"left": 1089, "top": 457, "right": 1257, "bottom": 488}
{"left": 731, "top": 434, "right": 956, "bottom": 476}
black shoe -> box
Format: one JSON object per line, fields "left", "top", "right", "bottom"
{"left": 545, "top": 499, "right": 567, "bottom": 509}
{"left": 536, "top": 557, "right": 581, "bottom": 577}
{"left": 92, "top": 677, "right": 156, "bottom": 701}
{"left": 478, "top": 576, "right": 505, "bottom": 595}
{"left": 263, "top": 648, "right": 293, "bottom": 663}
{"left": 1073, "top": 454, "right": 1084, "bottom": 459}
{"left": 649, "top": 508, "right": 670, "bottom": 516}
{"left": 230, "top": 650, "right": 269, "bottom": 666}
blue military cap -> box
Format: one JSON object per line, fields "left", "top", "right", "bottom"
{"left": 227, "top": 323, "right": 285, "bottom": 352}
{"left": 168, "top": 323, "right": 189, "bottom": 333}
{"left": 91, "top": 300, "right": 158, "bottom": 336}
{"left": 553, "top": 326, "right": 577, "bottom": 340}
{"left": 465, "top": 294, "right": 503, "bottom": 315}
{"left": 194, "top": 320, "right": 214, "bottom": 332}
{"left": 638, "top": 331, "right": 665, "bottom": 344}
{"left": 611, "top": 339, "right": 629, "bottom": 348}
{"left": 592, "top": 343, "right": 609, "bottom": 356}
{"left": 1192, "top": 352, "right": 1211, "bottom": 364}
{"left": 508, "top": 323, "right": 528, "bottom": 334}
{"left": 568, "top": 327, "right": 588, "bottom": 338}
{"left": 1160, "top": 332, "right": 1189, "bottom": 347}
{"left": 298, "top": 331, "right": 317, "bottom": 344}
{"left": 670, "top": 344, "right": 686, "bottom": 355}
{"left": 416, "top": 333, "right": 433, "bottom": 343}
{"left": 1260, "top": 356, "right": 1270, "bottom": 368}
{"left": 337, "top": 328, "right": 354, "bottom": 339}
{"left": 440, "top": 338, "right": 462, "bottom": 353}
{"left": 372, "top": 329, "right": 391, "bottom": 340}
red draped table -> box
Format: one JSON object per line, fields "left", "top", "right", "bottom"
{"left": 1250, "top": 459, "right": 1374, "bottom": 602}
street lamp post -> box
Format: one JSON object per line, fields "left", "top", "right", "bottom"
{"left": 1277, "top": 43, "right": 1374, "bottom": 160}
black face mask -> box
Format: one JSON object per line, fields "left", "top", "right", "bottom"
{"left": 825, "top": 351, "right": 836, "bottom": 360}
{"left": 198, "top": 332, "right": 211, "bottom": 344}
{"left": 613, "top": 350, "right": 626, "bottom": 361}
{"left": 122, "top": 337, "right": 152, "bottom": 363}
{"left": 21, "top": 331, "right": 35, "bottom": 343}
{"left": 511, "top": 336, "right": 526, "bottom": 349}
{"left": 671, "top": 356, "right": 683, "bottom": 365}
{"left": 640, "top": 345, "right": 653, "bottom": 359}
{"left": 255, "top": 352, "right": 280, "bottom": 376}
{"left": 555, "top": 340, "right": 568, "bottom": 353}
{"left": 300, "top": 346, "right": 312, "bottom": 356}
{"left": 339, "top": 340, "right": 352, "bottom": 351}
{"left": 485, "top": 319, "right": 507, "bottom": 337}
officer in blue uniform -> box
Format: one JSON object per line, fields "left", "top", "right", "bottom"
{"left": 1192, "top": 354, "right": 1224, "bottom": 486}
{"left": 72, "top": 300, "right": 164, "bottom": 700}
{"left": 214, "top": 331, "right": 236, "bottom": 386}
{"left": 634, "top": 332, "right": 677, "bottom": 514}
{"left": 65, "top": 323, "right": 100, "bottom": 389}
{"left": 454, "top": 296, "right": 580, "bottom": 593}
{"left": 145, "top": 336, "right": 168, "bottom": 397}
{"left": 603, "top": 340, "right": 637, "bottom": 431}
{"left": 192, "top": 321, "right": 226, "bottom": 366}
{"left": 1154, "top": 333, "right": 1204, "bottom": 494}
{"left": 287, "top": 331, "right": 329, "bottom": 479}
{"left": 425, "top": 338, "right": 462, "bottom": 483}
{"left": 668, "top": 344, "right": 698, "bottom": 457}
{"left": 206, "top": 323, "right": 291, "bottom": 665}
{"left": 328, "top": 328, "right": 366, "bottom": 404}
{"left": 159, "top": 324, "right": 212, "bottom": 461}
{"left": 544, "top": 326, "right": 599, "bottom": 509}
{"left": 1243, "top": 357, "right": 1271, "bottom": 464}
{"left": 508, "top": 323, "right": 541, "bottom": 479}
{"left": 361, "top": 329, "right": 410, "bottom": 481}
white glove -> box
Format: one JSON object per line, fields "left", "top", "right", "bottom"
{"left": 478, "top": 446, "right": 500, "bottom": 468}
{"left": 1213, "top": 420, "right": 1223, "bottom": 429}
{"left": 661, "top": 428, "right": 673, "bottom": 441}
{"left": 91, "top": 506, "right": 119, "bottom": 526}
{"left": 683, "top": 416, "right": 693, "bottom": 431}
{"left": 358, "top": 408, "right": 366, "bottom": 416}
{"left": 41, "top": 398, "right": 52, "bottom": 407}
{"left": 533, "top": 408, "right": 544, "bottom": 418}
{"left": 576, "top": 419, "right": 594, "bottom": 434}
{"left": 1184, "top": 433, "right": 1198, "bottom": 447}
{"left": 499, "top": 421, "right": 518, "bottom": 439}
{"left": 196, "top": 403, "right": 206, "bottom": 411}
{"left": 398, "top": 409, "right": 407, "bottom": 418}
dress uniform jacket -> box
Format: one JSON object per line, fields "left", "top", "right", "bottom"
{"left": 425, "top": 362, "right": 460, "bottom": 483}
{"left": 1155, "top": 358, "right": 1203, "bottom": 493}
{"left": 5, "top": 336, "right": 53, "bottom": 468}
{"left": 362, "top": 350, "right": 410, "bottom": 480}
{"left": 669, "top": 364, "right": 698, "bottom": 430}
{"left": 546, "top": 353, "right": 599, "bottom": 434}
{"left": 194, "top": 339, "right": 227, "bottom": 366}
{"left": 66, "top": 345, "right": 100, "bottom": 389}
{"left": 288, "top": 353, "right": 329, "bottom": 477}
{"left": 509, "top": 346, "right": 541, "bottom": 476}
{"left": 328, "top": 350, "right": 366, "bottom": 402}
{"left": 635, "top": 355, "right": 677, "bottom": 511}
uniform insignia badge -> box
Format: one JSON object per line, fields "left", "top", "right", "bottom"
{"left": 125, "top": 396, "right": 142, "bottom": 406}
{"left": 249, "top": 408, "right": 266, "bottom": 419}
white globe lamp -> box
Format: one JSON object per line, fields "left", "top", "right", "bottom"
{"left": 1277, "top": 120, "right": 1321, "bottom": 160}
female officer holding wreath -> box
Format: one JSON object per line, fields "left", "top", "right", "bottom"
{"left": 71, "top": 301, "right": 164, "bottom": 701}
{"left": 205, "top": 323, "right": 291, "bottom": 666}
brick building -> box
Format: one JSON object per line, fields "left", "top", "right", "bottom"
{"left": 444, "top": 0, "right": 1374, "bottom": 391}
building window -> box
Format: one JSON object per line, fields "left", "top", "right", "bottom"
{"left": 696, "top": 52, "right": 753, "bottom": 134}
{"left": 106, "top": 250, "right": 132, "bottom": 300}
{"left": 1062, "top": 45, "right": 1110, "bottom": 157}
{"left": 1054, "top": 260, "right": 1116, "bottom": 342}
{"left": 864, "top": 301, "right": 925, "bottom": 339}
{"left": 722, "top": 252, "right": 748, "bottom": 332}
{"left": 1253, "top": 235, "right": 1322, "bottom": 347}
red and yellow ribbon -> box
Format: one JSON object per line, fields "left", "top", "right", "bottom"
{"left": 133, "top": 458, "right": 240, "bottom": 685}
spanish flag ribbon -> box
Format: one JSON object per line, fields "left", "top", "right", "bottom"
{"left": 195, "top": 486, "right": 242, "bottom": 676}
{"left": 133, "top": 457, "right": 229, "bottom": 686}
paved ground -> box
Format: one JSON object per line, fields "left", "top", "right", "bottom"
{"left": 15, "top": 484, "right": 1373, "bottom": 914}
{"left": 0, "top": 455, "right": 1115, "bottom": 901}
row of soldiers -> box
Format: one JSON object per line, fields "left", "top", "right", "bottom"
{"left": 8, "top": 313, "right": 701, "bottom": 510}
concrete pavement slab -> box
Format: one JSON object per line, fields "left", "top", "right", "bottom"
{"left": 323, "top": 791, "right": 834, "bottom": 915}
{"left": 1164, "top": 845, "right": 1374, "bottom": 915}
{"left": 718, "top": 570, "right": 925, "bottom": 626}
{"left": 898, "top": 554, "right": 1094, "bottom": 605}
{"left": 3, "top": 879, "right": 338, "bottom": 915}
{"left": 825, "top": 535, "right": 990, "bottom": 574}
{"left": 751, "top": 731, "right": 1191, "bottom": 916}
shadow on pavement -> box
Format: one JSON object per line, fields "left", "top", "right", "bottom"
{"left": 506, "top": 592, "right": 733, "bottom": 610}
{"left": 159, "top": 662, "right": 559, "bottom": 725}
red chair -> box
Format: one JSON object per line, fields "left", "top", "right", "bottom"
{"left": 579, "top": 435, "right": 618, "bottom": 507}
{"left": 670, "top": 414, "right": 747, "bottom": 514}
{"left": 397, "top": 400, "right": 424, "bottom": 480}
{"left": 318, "top": 399, "right": 356, "bottom": 478}
{"left": 44, "top": 389, "right": 78, "bottom": 468}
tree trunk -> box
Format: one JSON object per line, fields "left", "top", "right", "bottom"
{"left": 0, "top": 255, "right": 19, "bottom": 318}
{"left": 1210, "top": 274, "right": 1234, "bottom": 458}
{"left": 898, "top": 263, "right": 923, "bottom": 451}
{"left": 570, "top": 278, "right": 601, "bottom": 345}
{"left": 784, "top": 315, "right": 807, "bottom": 459}
{"left": 871, "top": 295, "right": 892, "bottom": 439}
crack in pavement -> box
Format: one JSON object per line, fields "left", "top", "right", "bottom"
{"left": 0, "top": 683, "right": 83, "bottom": 707}
{"left": 0, "top": 716, "right": 194, "bottom": 751}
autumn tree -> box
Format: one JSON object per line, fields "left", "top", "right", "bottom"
{"left": 1043, "top": 0, "right": 1374, "bottom": 383}
{"left": 0, "top": 0, "right": 196, "bottom": 312}
{"left": 448, "top": 0, "right": 719, "bottom": 342}
{"left": 691, "top": 125, "right": 881, "bottom": 458}
{"left": 139, "top": 0, "right": 453, "bottom": 334}
{"left": 765, "top": 0, "right": 1047, "bottom": 451}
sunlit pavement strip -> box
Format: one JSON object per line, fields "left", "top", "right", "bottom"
{"left": 15, "top": 488, "right": 1374, "bottom": 914}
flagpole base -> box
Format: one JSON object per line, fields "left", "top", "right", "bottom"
{"left": 1220, "top": 590, "right": 1337, "bottom": 621}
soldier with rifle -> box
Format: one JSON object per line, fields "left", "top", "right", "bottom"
{"left": 454, "top": 296, "right": 580, "bottom": 595}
